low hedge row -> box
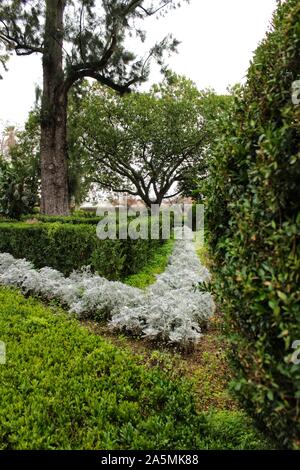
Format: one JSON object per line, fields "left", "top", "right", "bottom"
{"left": 0, "top": 287, "right": 203, "bottom": 450}
{"left": 21, "top": 214, "right": 103, "bottom": 225}
{"left": 0, "top": 218, "right": 18, "bottom": 224}
{"left": 0, "top": 287, "right": 270, "bottom": 450}
{"left": 20, "top": 213, "right": 150, "bottom": 226}
{"left": 0, "top": 222, "right": 163, "bottom": 280}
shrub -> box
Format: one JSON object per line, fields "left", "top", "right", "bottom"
{"left": 0, "top": 217, "right": 18, "bottom": 223}
{"left": 0, "top": 112, "right": 40, "bottom": 219}
{"left": 204, "top": 0, "right": 300, "bottom": 448}
{"left": 110, "top": 231, "right": 214, "bottom": 349}
{"left": 21, "top": 214, "right": 103, "bottom": 225}
{"left": 186, "top": 204, "right": 202, "bottom": 232}
{"left": 0, "top": 287, "right": 204, "bottom": 450}
{"left": 72, "top": 209, "right": 97, "bottom": 217}
{"left": 0, "top": 287, "right": 270, "bottom": 449}
{"left": 20, "top": 212, "right": 150, "bottom": 227}
{"left": 0, "top": 221, "right": 162, "bottom": 279}
{"left": 0, "top": 155, "right": 39, "bottom": 219}
{"left": 0, "top": 229, "right": 214, "bottom": 348}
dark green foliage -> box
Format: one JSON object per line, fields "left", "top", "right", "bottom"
{"left": 204, "top": 0, "right": 300, "bottom": 448}
{"left": 20, "top": 212, "right": 139, "bottom": 226}
{"left": 0, "top": 287, "right": 271, "bottom": 450}
{"left": 0, "top": 288, "right": 204, "bottom": 450}
{"left": 0, "top": 222, "right": 162, "bottom": 279}
{"left": 179, "top": 92, "right": 233, "bottom": 201}
{"left": 0, "top": 157, "right": 39, "bottom": 219}
{"left": 187, "top": 204, "right": 201, "bottom": 232}
{"left": 0, "top": 217, "right": 18, "bottom": 223}
{"left": 72, "top": 209, "right": 97, "bottom": 217}
{"left": 0, "top": 114, "right": 40, "bottom": 219}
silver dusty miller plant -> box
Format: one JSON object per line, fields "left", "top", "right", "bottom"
{"left": 0, "top": 229, "right": 214, "bottom": 348}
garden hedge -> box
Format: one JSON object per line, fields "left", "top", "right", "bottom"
{"left": 0, "top": 287, "right": 203, "bottom": 450}
{"left": 0, "top": 287, "right": 271, "bottom": 449}
{"left": 0, "top": 218, "right": 18, "bottom": 223}
{"left": 0, "top": 221, "right": 163, "bottom": 280}
{"left": 204, "top": 0, "right": 300, "bottom": 448}
{"left": 21, "top": 214, "right": 103, "bottom": 225}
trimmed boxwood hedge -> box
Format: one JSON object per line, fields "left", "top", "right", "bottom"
{"left": 0, "top": 218, "right": 18, "bottom": 223}
{"left": 0, "top": 221, "right": 162, "bottom": 280}
{"left": 0, "top": 287, "right": 272, "bottom": 450}
{"left": 204, "top": 0, "right": 300, "bottom": 448}
{"left": 0, "top": 287, "right": 204, "bottom": 450}
{"left": 21, "top": 214, "right": 103, "bottom": 225}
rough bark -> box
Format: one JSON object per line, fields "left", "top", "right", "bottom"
{"left": 40, "top": 0, "right": 70, "bottom": 215}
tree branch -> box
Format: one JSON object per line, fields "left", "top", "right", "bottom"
{"left": 93, "top": 179, "right": 138, "bottom": 196}
{"left": 72, "top": 28, "right": 118, "bottom": 73}
{"left": 65, "top": 68, "right": 143, "bottom": 94}
{"left": 124, "top": 0, "right": 172, "bottom": 17}
{"left": 137, "top": 1, "right": 173, "bottom": 16}
{"left": 0, "top": 20, "right": 43, "bottom": 55}
{"left": 163, "top": 189, "right": 183, "bottom": 199}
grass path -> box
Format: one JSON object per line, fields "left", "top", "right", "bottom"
{"left": 123, "top": 239, "right": 175, "bottom": 289}
{"left": 88, "top": 236, "right": 275, "bottom": 448}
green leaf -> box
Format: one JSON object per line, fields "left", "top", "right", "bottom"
{"left": 277, "top": 291, "right": 288, "bottom": 302}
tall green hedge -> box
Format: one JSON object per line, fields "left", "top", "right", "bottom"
{"left": 204, "top": 0, "right": 300, "bottom": 448}
{"left": 0, "top": 222, "right": 162, "bottom": 280}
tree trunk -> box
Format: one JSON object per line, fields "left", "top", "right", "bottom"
{"left": 40, "top": 0, "right": 70, "bottom": 215}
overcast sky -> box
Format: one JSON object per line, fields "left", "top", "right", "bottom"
{"left": 0, "top": 0, "right": 277, "bottom": 130}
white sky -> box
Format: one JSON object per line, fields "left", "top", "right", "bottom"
{"left": 0, "top": 0, "right": 277, "bottom": 130}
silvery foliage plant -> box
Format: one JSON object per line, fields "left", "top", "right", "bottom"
{"left": 0, "top": 228, "right": 214, "bottom": 348}
{"left": 0, "top": 255, "right": 141, "bottom": 320}
{"left": 110, "top": 228, "right": 214, "bottom": 348}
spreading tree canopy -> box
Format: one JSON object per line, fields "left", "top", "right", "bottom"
{"left": 75, "top": 73, "right": 208, "bottom": 207}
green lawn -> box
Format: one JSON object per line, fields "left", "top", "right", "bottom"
{"left": 123, "top": 239, "right": 175, "bottom": 289}
{"left": 0, "top": 287, "right": 271, "bottom": 450}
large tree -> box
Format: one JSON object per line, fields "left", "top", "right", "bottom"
{"left": 75, "top": 73, "right": 208, "bottom": 207}
{"left": 0, "top": 84, "right": 97, "bottom": 215}
{"left": 0, "top": 0, "right": 187, "bottom": 215}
